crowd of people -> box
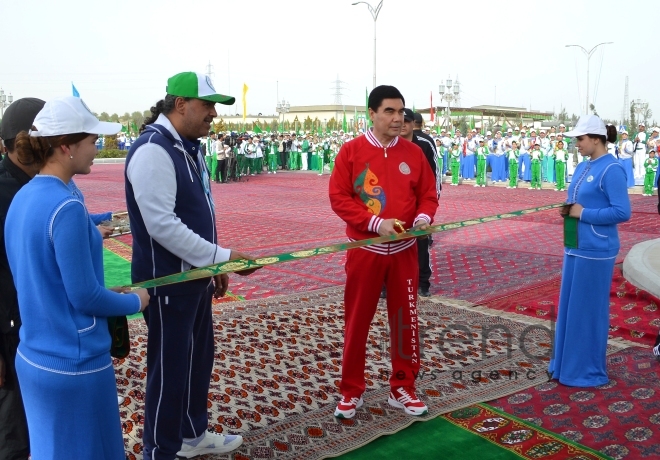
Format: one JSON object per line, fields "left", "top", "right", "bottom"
{"left": 198, "top": 131, "right": 348, "bottom": 182}
{"left": 0, "top": 73, "right": 657, "bottom": 460}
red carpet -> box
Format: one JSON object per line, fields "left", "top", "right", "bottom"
{"left": 479, "top": 266, "right": 660, "bottom": 347}
{"left": 489, "top": 347, "right": 660, "bottom": 459}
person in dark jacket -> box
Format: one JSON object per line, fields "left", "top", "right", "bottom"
{"left": 126, "top": 72, "right": 261, "bottom": 460}
{"left": 412, "top": 112, "right": 440, "bottom": 297}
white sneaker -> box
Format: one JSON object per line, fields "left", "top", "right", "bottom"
{"left": 273, "top": 171, "right": 277, "bottom": 174}
{"left": 177, "top": 431, "right": 243, "bottom": 457}
{"left": 388, "top": 386, "right": 428, "bottom": 416}
{"left": 334, "top": 395, "right": 364, "bottom": 419}
{"left": 118, "top": 396, "right": 125, "bottom": 405}
{"left": 481, "top": 185, "right": 485, "bottom": 187}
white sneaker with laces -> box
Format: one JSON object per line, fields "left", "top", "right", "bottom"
{"left": 388, "top": 386, "right": 428, "bottom": 416}
{"left": 334, "top": 395, "right": 364, "bottom": 419}
{"left": 176, "top": 430, "right": 243, "bottom": 458}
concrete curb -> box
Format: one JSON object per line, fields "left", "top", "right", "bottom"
{"left": 623, "top": 238, "right": 660, "bottom": 299}
{"left": 94, "top": 158, "right": 126, "bottom": 164}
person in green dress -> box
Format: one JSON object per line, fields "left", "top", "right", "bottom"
{"left": 507, "top": 142, "right": 520, "bottom": 189}
{"left": 450, "top": 144, "right": 461, "bottom": 186}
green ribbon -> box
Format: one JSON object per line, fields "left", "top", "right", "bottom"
{"left": 124, "top": 203, "right": 563, "bottom": 290}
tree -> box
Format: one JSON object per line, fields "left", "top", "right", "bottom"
{"left": 214, "top": 119, "right": 226, "bottom": 133}
{"left": 570, "top": 113, "right": 579, "bottom": 126}
{"left": 642, "top": 106, "right": 653, "bottom": 125}
{"left": 270, "top": 119, "right": 279, "bottom": 132}
{"left": 120, "top": 112, "right": 131, "bottom": 123}
{"left": 99, "top": 112, "right": 110, "bottom": 121}
{"left": 303, "top": 116, "right": 313, "bottom": 131}
{"left": 103, "top": 135, "right": 118, "bottom": 150}
{"left": 130, "top": 111, "right": 145, "bottom": 129}
{"left": 589, "top": 104, "right": 599, "bottom": 117}
{"left": 143, "top": 110, "right": 151, "bottom": 120}
{"left": 327, "top": 117, "right": 337, "bottom": 130}
{"left": 557, "top": 107, "right": 568, "bottom": 123}
{"left": 110, "top": 113, "right": 119, "bottom": 122}
{"left": 630, "top": 102, "right": 636, "bottom": 131}
{"left": 456, "top": 116, "right": 468, "bottom": 134}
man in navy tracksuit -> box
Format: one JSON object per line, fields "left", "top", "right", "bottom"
{"left": 125, "top": 72, "right": 258, "bottom": 460}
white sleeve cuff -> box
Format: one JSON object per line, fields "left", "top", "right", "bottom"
{"left": 214, "top": 247, "right": 232, "bottom": 264}
{"left": 414, "top": 214, "right": 432, "bottom": 226}
{"left": 368, "top": 215, "right": 384, "bottom": 234}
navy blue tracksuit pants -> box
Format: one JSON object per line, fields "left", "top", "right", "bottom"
{"left": 142, "top": 284, "right": 215, "bottom": 460}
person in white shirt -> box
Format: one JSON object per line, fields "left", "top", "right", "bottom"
{"left": 214, "top": 135, "right": 226, "bottom": 183}
{"left": 253, "top": 136, "right": 263, "bottom": 175}
{"left": 633, "top": 123, "right": 647, "bottom": 181}
{"left": 618, "top": 130, "right": 635, "bottom": 188}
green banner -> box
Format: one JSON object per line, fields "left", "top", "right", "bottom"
{"left": 124, "top": 203, "right": 563, "bottom": 290}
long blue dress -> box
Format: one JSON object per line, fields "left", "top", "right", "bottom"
{"left": 548, "top": 154, "right": 631, "bottom": 387}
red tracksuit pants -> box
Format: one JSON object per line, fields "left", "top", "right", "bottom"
{"left": 340, "top": 244, "right": 420, "bottom": 397}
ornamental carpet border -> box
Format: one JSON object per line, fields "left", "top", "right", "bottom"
{"left": 442, "top": 404, "right": 611, "bottom": 460}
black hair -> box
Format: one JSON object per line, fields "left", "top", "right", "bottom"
{"left": 4, "top": 138, "right": 15, "bottom": 153}
{"left": 368, "top": 85, "right": 405, "bottom": 112}
{"left": 140, "top": 95, "right": 192, "bottom": 133}
{"left": 586, "top": 125, "right": 617, "bottom": 145}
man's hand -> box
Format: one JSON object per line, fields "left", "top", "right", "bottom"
{"left": 97, "top": 225, "right": 113, "bottom": 239}
{"left": 0, "top": 354, "right": 5, "bottom": 388}
{"left": 213, "top": 274, "right": 229, "bottom": 298}
{"left": 378, "top": 219, "right": 403, "bottom": 236}
{"left": 411, "top": 219, "right": 430, "bottom": 239}
{"left": 229, "top": 250, "right": 261, "bottom": 276}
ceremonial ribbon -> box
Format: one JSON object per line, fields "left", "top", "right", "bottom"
{"left": 124, "top": 203, "right": 563, "bottom": 290}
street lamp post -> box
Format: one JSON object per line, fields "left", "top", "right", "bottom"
{"left": 565, "top": 42, "right": 613, "bottom": 114}
{"left": 0, "top": 88, "right": 14, "bottom": 119}
{"left": 438, "top": 77, "right": 460, "bottom": 131}
{"left": 352, "top": 0, "right": 383, "bottom": 90}
{"left": 276, "top": 99, "right": 290, "bottom": 133}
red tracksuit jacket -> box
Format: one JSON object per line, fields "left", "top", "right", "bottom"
{"left": 329, "top": 130, "right": 439, "bottom": 255}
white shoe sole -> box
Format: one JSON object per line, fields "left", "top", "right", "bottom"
{"left": 334, "top": 397, "right": 364, "bottom": 419}
{"left": 387, "top": 397, "right": 428, "bottom": 416}
{"left": 176, "top": 436, "right": 243, "bottom": 457}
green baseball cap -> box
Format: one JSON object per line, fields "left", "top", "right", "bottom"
{"left": 166, "top": 72, "right": 235, "bottom": 105}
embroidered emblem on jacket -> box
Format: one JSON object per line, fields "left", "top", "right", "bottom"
{"left": 587, "top": 175, "right": 594, "bottom": 182}
{"left": 399, "top": 162, "right": 411, "bottom": 175}
{"left": 354, "top": 164, "right": 386, "bottom": 215}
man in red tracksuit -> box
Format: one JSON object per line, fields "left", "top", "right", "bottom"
{"left": 329, "top": 85, "right": 439, "bottom": 419}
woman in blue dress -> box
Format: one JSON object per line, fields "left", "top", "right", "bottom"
{"left": 460, "top": 132, "right": 476, "bottom": 180}
{"left": 549, "top": 116, "right": 631, "bottom": 387}
{"left": 5, "top": 97, "right": 150, "bottom": 459}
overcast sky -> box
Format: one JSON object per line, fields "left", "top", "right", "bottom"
{"left": 1, "top": 0, "right": 656, "bottom": 124}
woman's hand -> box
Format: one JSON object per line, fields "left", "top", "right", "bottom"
{"left": 568, "top": 203, "right": 584, "bottom": 219}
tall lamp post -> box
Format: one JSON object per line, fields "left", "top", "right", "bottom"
{"left": 352, "top": 0, "right": 383, "bottom": 90}
{"left": 276, "top": 99, "right": 290, "bottom": 133}
{"left": 565, "top": 42, "right": 613, "bottom": 114}
{"left": 0, "top": 88, "right": 14, "bottom": 119}
{"left": 438, "top": 78, "right": 460, "bottom": 131}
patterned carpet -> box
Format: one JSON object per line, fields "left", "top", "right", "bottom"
{"left": 472, "top": 266, "right": 660, "bottom": 347}
{"left": 490, "top": 347, "right": 660, "bottom": 460}
{"left": 74, "top": 165, "right": 660, "bottom": 459}
{"left": 81, "top": 166, "right": 658, "bottom": 303}
{"left": 116, "top": 289, "right": 616, "bottom": 459}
